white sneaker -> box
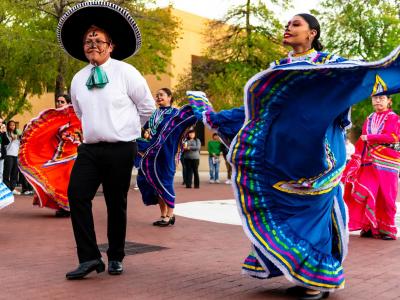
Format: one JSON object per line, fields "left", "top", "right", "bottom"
{"left": 12, "top": 189, "right": 21, "bottom": 195}
{"left": 215, "top": 180, "right": 220, "bottom": 184}
{"left": 209, "top": 180, "right": 215, "bottom": 184}
{"left": 23, "top": 191, "right": 32, "bottom": 195}
{"left": 225, "top": 180, "right": 232, "bottom": 184}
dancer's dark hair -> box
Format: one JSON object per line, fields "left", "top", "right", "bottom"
{"left": 296, "top": 13, "right": 323, "bottom": 51}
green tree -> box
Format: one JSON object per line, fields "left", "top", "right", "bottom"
{"left": 0, "top": 4, "right": 59, "bottom": 120}
{"left": 175, "top": 0, "right": 291, "bottom": 110}
{"left": 315, "top": 0, "right": 400, "bottom": 134}
{"left": 0, "top": 0, "right": 180, "bottom": 120}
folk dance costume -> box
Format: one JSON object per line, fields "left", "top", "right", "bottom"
{"left": 188, "top": 47, "right": 400, "bottom": 292}
{"left": 136, "top": 106, "right": 196, "bottom": 208}
{"left": 342, "top": 109, "right": 400, "bottom": 239}
{"left": 58, "top": 1, "right": 155, "bottom": 278}
{"left": 0, "top": 182, "right": 14, "bottom": 210}
{"left": 18, "top": 106, "right": 81, "bottom": 211}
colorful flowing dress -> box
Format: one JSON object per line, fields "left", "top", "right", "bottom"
{"left": 0, "top": 182, "right": 14, "bottom": 210}
{"left": 137, "top": 105, "right": 197, "bottom": 208}
{"left": 188, "top": 47, "right": 400, "bottom": 292}
{"left": 18, "top": 105, "right": 82, "bottom": 210}
{"left": 342, "top": 109, "right": 400, "bottom": 239}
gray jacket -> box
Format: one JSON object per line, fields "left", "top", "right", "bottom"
{"left": 183, "top": 138, "right": 201, "bottom": 159}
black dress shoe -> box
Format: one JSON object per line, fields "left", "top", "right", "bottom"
{"left": 286, "top": 286, "right": 307, "bottom": 295}
{"left": 360, "top": 229, "right": 373, "bottom": 238}
{"left": 157, "top": 215, "right": 175, "bottom": 227}
{"left": 66, "top": 259, "right": 105, "bottom": 280}
{"left": 55, "top": 209, "right": 71, "bottom": 218}
{"left": 153, "top": 216, "right": 166, "bottom": 226}
{"left": 108, "top": 261, "right": 123, "bottom": 275}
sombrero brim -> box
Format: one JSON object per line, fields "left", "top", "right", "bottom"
{"left": 57, "top": 1, "right": 141, "bottom": 62}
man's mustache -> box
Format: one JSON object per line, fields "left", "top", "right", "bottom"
{"left": 86, "top": 48, "right": 104, "bottom": 53}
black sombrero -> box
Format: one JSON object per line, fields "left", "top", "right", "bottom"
{"left": 57, "top": 1, "right": 141, "bottom": 62}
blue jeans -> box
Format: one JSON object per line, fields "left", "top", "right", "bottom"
{"left": 208, "top": 156, "right": 220, "bottom": 180}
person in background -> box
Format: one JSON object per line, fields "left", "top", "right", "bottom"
{"left": 342, "top": 94, "right": 399, "bottom": 240}
{"left": 207, "top": 133, "right": 221, "bottom": 183}
{"left": 137, "top": 88, "right": 194, "bottom": 227}
{"left": 56, "top": 94, "right": 72, "bottom": 108}
{"left": 142, "top": 128, "right": 151, "bottom": 140}
{"left": 183, "top": 129, "right": 201, "bottom": 189}
{"left": 221, "top": 143, "right": 232, "bottom": 184}
{"left": 51, "top": 94, "right": 74, "bottom": 215}
{"left": 345, "top": 137, "right": 355, "bottom": 163}
{"left": 180, "top": 136, "right": 187, "bottom": 186}
{"left": 19, "top": 95, "right": 81, "bottom": 216}
{"left": 0, "top": 118, "right": 10, "bottom": 182}
{"left": 4, "top": 120, "right": 21, "bottom": 195}
{"left": 18, "top": 124, "right": 34, "bottom": 195}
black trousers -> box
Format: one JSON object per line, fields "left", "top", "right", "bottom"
{"left": 180, "top": 156, "right": 187, "bottom": 184}
{"left": 184, "top": 158, "right": 199, "bottom": 188}
{"left": 3, "top": 156, "right": 18, "bottom": 191}
{"left": 68, "top": 141, "right": 137, "bottom": 263}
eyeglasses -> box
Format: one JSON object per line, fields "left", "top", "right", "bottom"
{"left": 56, "top": 100, "right": 66, "bottom": 104}
{"left": 84, "top": 40, "right": 110, "bottom": 48}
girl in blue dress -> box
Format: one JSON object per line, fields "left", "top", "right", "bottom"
{"left": 137, "top": 88, "right": 197, "bottom": 227}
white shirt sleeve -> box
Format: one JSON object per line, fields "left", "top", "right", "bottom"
{"left": 126, "top": 67, "right": 156, "bottom": 126}
{"left": 70, "top": 77, "right": 82, "bottom": 120}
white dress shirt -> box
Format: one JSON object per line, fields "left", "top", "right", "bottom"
{"left": 71, "top": 58, "right": 155, "bottom": 143}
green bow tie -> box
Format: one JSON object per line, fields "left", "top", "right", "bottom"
{"left": 86, "top": 66, "right": 109, "bottom": 90}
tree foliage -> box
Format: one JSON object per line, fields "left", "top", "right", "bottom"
{"left": 175, "top": 0, "right": 291, "bottom": 111}
{"left": 314, "top": 0, "right": 400, "bottom": 134}
{"left": 0, "top": 0, "right": 180, "bottom": 120}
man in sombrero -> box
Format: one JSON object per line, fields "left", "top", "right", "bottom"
{"left": 57, "top": 1, "right": 155, "bottom": 279}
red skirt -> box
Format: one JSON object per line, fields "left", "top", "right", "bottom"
{"left": 18, "top": 105, "right": 81, "bottom": 210}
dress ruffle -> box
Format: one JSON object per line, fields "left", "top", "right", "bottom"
{"left": 342, "top": 110, "right": 400, "bottom": 239}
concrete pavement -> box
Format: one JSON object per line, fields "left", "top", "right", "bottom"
{"left": 1, "top": 180, "right": 399, "bottom": 300}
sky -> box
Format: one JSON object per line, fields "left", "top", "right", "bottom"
{"left": 154, "top": 0, "right": 321, "bottom": 22}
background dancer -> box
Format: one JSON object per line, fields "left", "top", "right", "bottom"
{"left": 342, "top": 94, "right": 399, "bottom": 240}
{"left": 19, "top": 94, "right": 81, "bottom": 218}
{"left": 137, "top": 88, "right": 197, "bottom": 227}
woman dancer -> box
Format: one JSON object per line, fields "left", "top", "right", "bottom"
{"left": 188, "top": 13, "right": 400, "bottom": 300}
{"left": 19, "top": 100, "right": 82, "bottom": 217}
{"left": 137, "top": 88, "right": 196, "bottom": 226}
{"left": 342, "top": 94, "right": 399, "bottom": 240}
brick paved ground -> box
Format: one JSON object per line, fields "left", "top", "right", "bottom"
{"left": 1, "top": 177, "right": 399, "bottom": 300}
